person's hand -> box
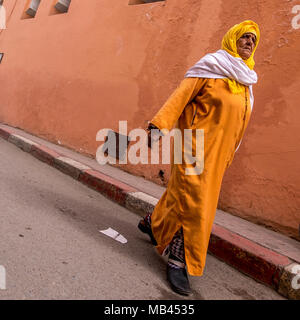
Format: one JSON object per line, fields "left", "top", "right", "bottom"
{"left": 147, "top": 123, "right": 161, "bottom": 149}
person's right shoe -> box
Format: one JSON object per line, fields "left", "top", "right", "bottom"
{"left": 167, "top": 265, "right": 192, "bottom": 296}
{"left": 138, "top": 217, "right": 157, "bottom": 246}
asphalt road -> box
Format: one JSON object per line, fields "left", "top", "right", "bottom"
{"left": 0, "top": 139, "right": 285, "bottom": 300}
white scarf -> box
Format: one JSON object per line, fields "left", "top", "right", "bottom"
{"left": 184, "top": 49, "right": 257, "bottom": 110}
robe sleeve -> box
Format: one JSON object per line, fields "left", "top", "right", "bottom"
{"left": 150, "top": 77, "right": 208, "bottom": 132}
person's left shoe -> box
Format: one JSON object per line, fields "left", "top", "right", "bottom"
{"left": 167, "top": 265, "right": 192, "bottom": 296}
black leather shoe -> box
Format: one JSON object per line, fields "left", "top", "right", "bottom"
{"left": 167, "top": 265, "right": 192, "bottom": 296}
{"left": 138, "top": 219, "right": 157, "bottom": 245}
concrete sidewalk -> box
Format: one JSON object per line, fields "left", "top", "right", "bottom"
{"left": 0, "top": 122, "right": 299, "bottom": 300}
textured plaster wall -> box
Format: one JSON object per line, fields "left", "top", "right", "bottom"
{"left": 0, "top": 0, "right": 299, "bottom": 239}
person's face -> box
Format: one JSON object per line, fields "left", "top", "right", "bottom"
{"left": 236, "top": 32, "right": 256, "bottom": 60}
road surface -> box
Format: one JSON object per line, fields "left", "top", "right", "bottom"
{"left": 0, "top": 139, "right": 285, "bottom": 300}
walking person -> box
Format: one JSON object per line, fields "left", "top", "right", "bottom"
{"left": 138, "top": 20, "right": 260, "bottom": 296}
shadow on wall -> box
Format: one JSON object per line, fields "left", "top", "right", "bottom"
{"left": 128, "top": 0, "right": 165, "bottom": 5}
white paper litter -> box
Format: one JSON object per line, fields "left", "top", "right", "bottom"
{"left": 99, "top": 228, "right": 128, "bottom": 244}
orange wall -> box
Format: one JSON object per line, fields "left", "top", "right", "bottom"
{"left": 0, "top": 0, "right": 299, "bottom": 239}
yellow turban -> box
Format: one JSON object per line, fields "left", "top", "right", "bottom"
{"left": 221, "top": 20, "right": 260, "bottom": 94}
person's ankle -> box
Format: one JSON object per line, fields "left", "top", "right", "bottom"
{"left": 168, "top": 253, "right": 186, "bottom": 269}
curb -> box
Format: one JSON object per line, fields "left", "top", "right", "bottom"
{"left": 0, "top": 125, "right": 299, "bottom": 300}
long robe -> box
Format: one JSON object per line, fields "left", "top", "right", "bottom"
{"left": 150, "top": 77, "right": 252, "bottom": 276}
